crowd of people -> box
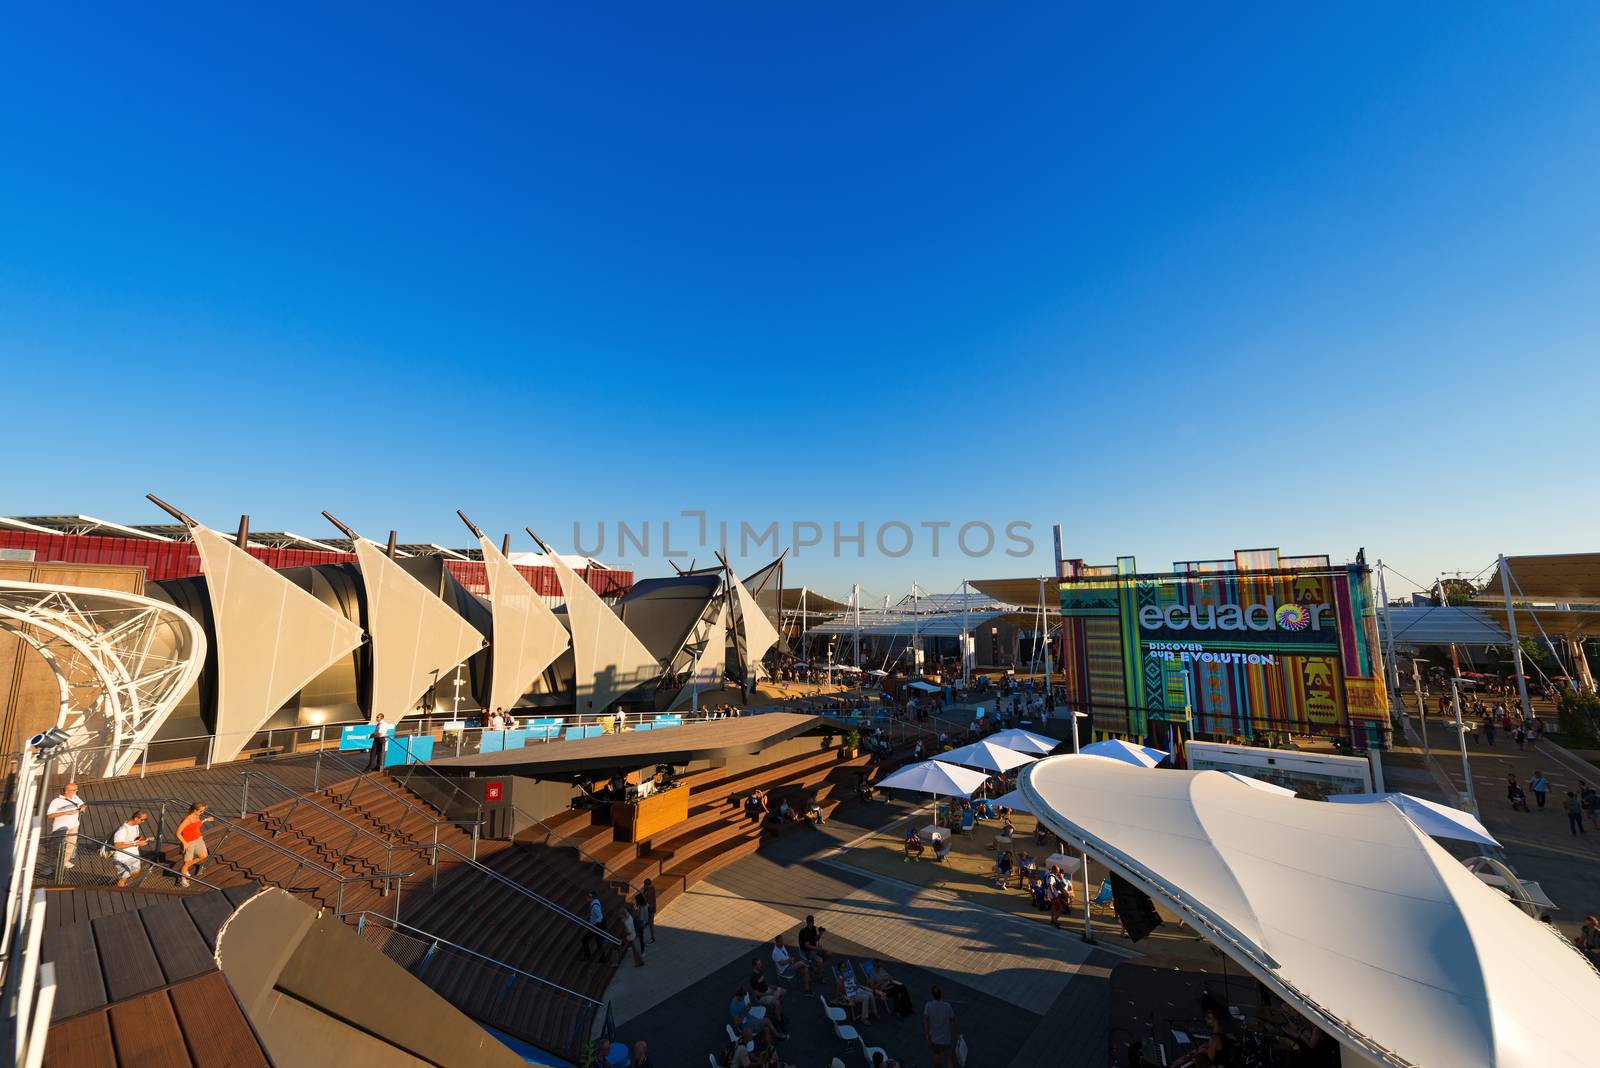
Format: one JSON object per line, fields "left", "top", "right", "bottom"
{"left": 695, "top": 916, "right": 961, "bottom": 1067}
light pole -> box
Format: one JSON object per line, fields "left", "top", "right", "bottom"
{"left": 1449, "top": 675, "right": 1478, "bottom": 815}
{"left": 684, "top": 639, "right": 708, "bottom": 716}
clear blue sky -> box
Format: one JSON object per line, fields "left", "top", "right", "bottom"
{"left": 4, "top": 4, "right": 1597, "bottom": 603}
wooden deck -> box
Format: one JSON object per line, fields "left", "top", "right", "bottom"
{"left": 40, "top": 886, "right": 269, "bottom": 1068}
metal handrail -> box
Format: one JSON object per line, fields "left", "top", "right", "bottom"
{"left": 240, "top": 770, "right": 416, "bottom": 887}
{"left": 96, "top": 795, "right": 413, "bottom": 916}
{"left": 407, "top": 838, "right": 621, "bottom": 945}
{"left": 37, "top": 831, "right": 228, "bottom": 894}
{"left": 319, "top": 743, "right": 485, "bottom": 828}
{"left": 338, "top": 909, "right": 604, "bottom": 1006}
{"left": 312, "top": 751, "right": 482, "bottom": 868}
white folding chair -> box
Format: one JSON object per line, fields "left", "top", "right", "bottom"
{"left": 861, "top": 1042, "right": 889, "bottom": 1065}
{"left": 818, "top": 994, "right": 846, "bottom": 1024}
{"left": 830, "top": 1014, "right": 862, "bottom": 1045}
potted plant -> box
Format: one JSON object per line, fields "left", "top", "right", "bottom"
{"left": 843, "top": 729, "right": 861, "bottom": 758}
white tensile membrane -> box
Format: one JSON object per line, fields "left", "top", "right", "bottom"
{"left": 191, "top": 523, "right": 364, "bottom": 763}
{"left": 354, "top": 538, "right": 485, "bottom": 723}
{"left": 541, "top": 549, "right": 657, "bottom": 714}
{"left": 731, "top": 571, "right": 780, "bottom": 681}
{"left": 477, "top": 535, "right": 571, "bottom": 716}
{"left": 1020, "top": 754, "right": 1600, "bottom": 1067}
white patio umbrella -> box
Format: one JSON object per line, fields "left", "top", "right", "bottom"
{"left": 1327, "top": 791, "right": 1501, "bottom": 848}
{"left": 1080, "top": 738, "right": 1168, "bottom": 768}
{"left": 939, "top": 739, "right": 1039, "bottom": 774}
{"left": 876, "top": 759, "right": 992, "bottom": 826}
{"left": 1220, "top": 771, "right": 1298, "bottom": 797}
{"left": 876, "top": 759, "right": 992, "bottom": 797}
{"left": 988, "top": 728, "right": 1061, "bottom": 756}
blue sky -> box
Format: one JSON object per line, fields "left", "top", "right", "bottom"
{"left": 4, "top": 4, "right": 1597, "bottom": 603}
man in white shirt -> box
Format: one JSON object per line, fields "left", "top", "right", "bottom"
{"left": 366, "top": 714, "right": 393, "bottom": 771}
{"left": 46, "top": 783, "right": 86, "bottom": 872}
{"left": 112, "top": 810, "right": 151, "bottom": 888}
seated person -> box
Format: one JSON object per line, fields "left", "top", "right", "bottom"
{"left": 834, "top": 961, "right": 877, "bottom": 1023}
{"left": 729, "top": 986, "right": 785, "bottom": 1043}
{"left": 932, "top": 833, "right": 951, "bottom": 861}
{"left": 904, "top": 828, "right": 925, "bottom": 861}
{"left": 1031, "top": 875, "right": 1049, "bottom": 909}
{"left": 1033, "top": 822, "right": 1050, "bottom": 845}
{"left": 990, "top": 816, "right": 1016, "bottom": 851}
{"left": 994, "top": 849, "right": 1013, "bottom": 889}
{"left": 748, "top": 958, "right": 788, "bottom": 1028}
{"left": 1016, "top": 849, "right": 1036, "bottom": 886}
{"left": 973, "top": 797, "right": 996, "bottom": 819}
{"left": 777, "top": 797, "right": 797, "bottom": 822}
{"left": 770, "top": 935, "right": 812, "bottom": 992}
{"left": 856, "top": 774, "right": 876, "bottom": 803}
{"left": 803, "top": 794, "right": 824, "bottom": 824}
{"left": 1170, "top": 1007, "right": 1232, "bottom": 1068}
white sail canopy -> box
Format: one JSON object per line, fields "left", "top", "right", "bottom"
{"left": 478, "top": 535, "right": 570, "bottom": 715}
{"left": 732, "top": 570, "right": 781, "bottom": 681}
{"left": 354, "top": 538, "right": 485, "bottom": 723}
{"left": 1021, "top": 755, "right": 1600, "bottom": 1067}
{"left": 543, "top": 548, "right": 657, "bottom": 713}
{"left": 191, "top": 523, "right": 364, "bottom": 763}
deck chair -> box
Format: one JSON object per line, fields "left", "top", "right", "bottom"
{"left": 829, "top": 1013, "right": 862, "bottom": 1045}
{"left": 959, "top": 809, "right": 976, "bottom": 834}
{"left": 818, "top": 994, "right": 846, "bottom": 1024}
{"left": 1093, "top": 878, "right": 1114, "bottom": 908}
{"left": 861, "top": 1044, "right": 889, "bottom": 1066}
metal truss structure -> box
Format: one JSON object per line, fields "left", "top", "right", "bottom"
{"left": 0, "top": 579, "right": 205, "bottom": 778}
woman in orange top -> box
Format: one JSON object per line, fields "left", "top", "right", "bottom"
{"left": 176, "top": 802, "right": 214, "bottom": 887}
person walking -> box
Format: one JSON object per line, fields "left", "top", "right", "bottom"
{"left": 621, "top": 904, "right": 645, "bottom": 967}
{"left": 1566, "top": 791, "right": 1586, "bottom": 836}
{"left": 581, "top": 890, "right": 605, "bottom": 962}
{"left": 175, "top": 802, "right": 215, "bottom": 886}
{"left": 1529, "top": 772, "right": 1550, "bottom": 811}
{"left": 112, "top": 810, "right": 151, "bottom": 888}
{"left": 639, "top": 878, "right": 657, "bottom": 944}
{"left": 45, "top": 783, "right": 86, "bottom": 873}
{"left": 923, "top": 984, "right": 961, "bottom": 1068}
{"left": 366, "top": 714, "right": 392, "bottom": 771}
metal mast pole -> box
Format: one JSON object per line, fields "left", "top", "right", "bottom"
{"left": 1040, "top": 577, "right": 1052, "bottom": 714}
{"left": 1498, "top": 555, "right": 1535, "bottom": 726}
{"left": 1376, "top": 561, "right": 1399, "bottom": 701}
{"left": 852, "top": 583, "right": 861, "bottom": 670}
{"left": 1412, "top": 660, "right": 1430, "bottom": 759}
{"left": 960, "top": 580, "right": 970, "bottom": 686}
{"left": 1448, "top": 674, "right": 1478, "bottom": 814}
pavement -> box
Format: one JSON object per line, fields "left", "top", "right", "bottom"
{"left": 1388, "top": 694, "right": 1600, "bottom": 942}
{"left": 604, "top": 793, "right": 1122, "bottom": 1068}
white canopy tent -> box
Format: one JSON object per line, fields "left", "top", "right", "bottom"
{"left": 905, "top": 680, "right": 942, "bottom": 694}
{"left": 1080, "top": 738, "right": 1167, "bottom": 768}
{"left": 1328, "top": 791, "right": 1501, "bottom": 849}
{"left": 876, "top": 759, "right": 991, "bottom": 798}
{"left": 988, "top": 727, "right": 1061, "bottom": 756}
{"left": 938, "top": 739, "right": 1037, "bottom": 775}
{"left": 1020, "top": 755, "right": 1600, "bottom": 1067}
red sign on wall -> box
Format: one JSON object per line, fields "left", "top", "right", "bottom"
{"left": 485, "top": 782, "right": 503, "bottom": 802}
